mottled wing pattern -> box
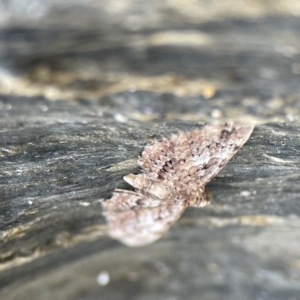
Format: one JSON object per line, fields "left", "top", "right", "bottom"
{"left": 123, "top": 122, "right": 253, "bottom": 207}
{"left": 140, "top": 122, "right": 253, "bottom": 188}
{"left": 102, "top": 190, "right": 186, "bottom": 247}
{"left": 103, "top": 122, "right": 254, "bottom": 246}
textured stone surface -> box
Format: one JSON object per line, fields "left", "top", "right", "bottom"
{"left": 1, "top": 1, "right": 300, "bottom": 299}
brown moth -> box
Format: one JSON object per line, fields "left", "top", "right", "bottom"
{"left": 102, "top": 122, "right": 254, "bottom": 246}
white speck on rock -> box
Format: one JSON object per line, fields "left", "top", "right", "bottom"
{"left": 211, "top": 109, "right": 222, "bottom": 119}
{"left": 114, "top": 112, "right": 128, "bottom": 123}
{"left": 240, "top": 191, "right": 251, "bottom": 197}
{"left": 97, "top": 271, "right": 110, "bottom": 286}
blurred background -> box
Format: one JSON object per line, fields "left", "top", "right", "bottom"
{"left": 1, "top": 0, "right": 300, "bottom": 122}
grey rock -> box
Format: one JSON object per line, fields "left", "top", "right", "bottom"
{"left": 1, "top": 1, "right": 300, "bottom": 299}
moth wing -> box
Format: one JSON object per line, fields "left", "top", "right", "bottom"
{"left": 102, "top": 190, "right": 186, "bottom": 247}
{"left": 190, "top": 122, "right": 254, "bottom": 186}
{"left": 139, "top": 121, "right": 253, "bottom": 188}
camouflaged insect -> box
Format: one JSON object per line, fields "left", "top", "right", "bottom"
{"left": 103, "top": 122, "right": 254, "bottom": 246}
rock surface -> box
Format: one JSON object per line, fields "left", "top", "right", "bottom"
{"left": 1, "top": 1, "right": 300, "bottom": 299}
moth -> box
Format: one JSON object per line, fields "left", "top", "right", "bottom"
{"left": 102, "top": 122, "right": 254, "bottom": 246}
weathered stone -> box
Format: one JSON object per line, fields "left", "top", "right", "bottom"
{"left": 1, "top": 1, "right": 300, "bottom": 299}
